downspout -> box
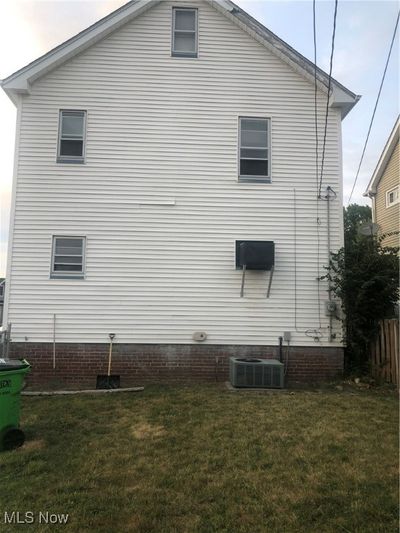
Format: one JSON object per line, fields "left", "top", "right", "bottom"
{"left": 326, "top": 186, "right": 333, "bottom": 342}
{"left": 371, "top": 193, "right": 377, "bottom": 223}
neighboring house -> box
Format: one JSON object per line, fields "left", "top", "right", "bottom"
{"left": 1, "top": 0, "right": 359, "bottom": 388}
{"left": 364, "top": 117, "right": 400, "bottom": 248}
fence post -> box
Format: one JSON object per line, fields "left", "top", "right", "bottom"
{"left": 381, "top": 322, "right": 386, "bottom": 382}
{"left": 392, "top": 319, "right": 399, "bottom": 388}
{"left": 384, "top": 320, "right": 390, "bottom": 381}
{"left": 371, "top": 319, "right": 400, "bottom": 386}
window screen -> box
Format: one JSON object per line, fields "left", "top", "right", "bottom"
{"left": 51, "top": 236, "right": 85, "bottom": 278}
{"left": 239, "top": 118, "right": 270, "bottom": 180}
{"left": 58, "top": 111, "right": 86, "bottom": 162}
{"left": 172, "top": 8, "right": 197, "bottom": 57}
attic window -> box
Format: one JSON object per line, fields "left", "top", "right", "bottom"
{"left": 172, "top": 8, "right": 198, "bottom": 57}
{"left": 57, "top": 110, "right": 86, "bottom": 163}
{"left": 386, "top": 186, "right": 399, "bottom": 208}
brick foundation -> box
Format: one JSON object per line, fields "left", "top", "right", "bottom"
{"left": 9, "top": 342, "right": 344, "bottom": 390}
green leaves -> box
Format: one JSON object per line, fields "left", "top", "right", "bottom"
{"left": 326, "top": 205, "right": 399, "bottom": 372}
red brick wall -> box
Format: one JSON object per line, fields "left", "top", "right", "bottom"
{"left": 9, "top": 342, "right": 343, "bottom": 390}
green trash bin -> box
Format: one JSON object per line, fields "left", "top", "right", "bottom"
{"left": 0, "top": 358, "right": 30, "bottom": 451}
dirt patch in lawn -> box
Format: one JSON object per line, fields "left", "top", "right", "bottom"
{"left": 132, "top": 422, "right": 166, "bottom": 439}
{"left": 21, "top": 438, "right": 46, "bottom": 452}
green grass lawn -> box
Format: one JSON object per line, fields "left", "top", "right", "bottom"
{"left": 0, "top": 385, "right": 398, "bottom": 532}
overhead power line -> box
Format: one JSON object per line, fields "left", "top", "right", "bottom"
{"left": 313, "top": 0, "right": 319, "bottom": 193}
{"left": 313, "top": 0, "right": 322, "bottom": 329}
{"left": 318, "top": 0, "right": 339, "bottom": 198}
{"left": 347, "top": 10, "right": 400, "bottom": 205}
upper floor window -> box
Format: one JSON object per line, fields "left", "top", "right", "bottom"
{"left": 172, "top": 8, "right": 198, "bottom": 57}
{"left": 239, "top": 118, "right": 271, "bottom": 182}
{"left": 57, "top": 110, "right": 86, "bottom": 163}
{"left": 51, "top": 236, "right": 85, "bottom": 279}
{"left": 386, "top": 186, "right": 399, "bottom": 208}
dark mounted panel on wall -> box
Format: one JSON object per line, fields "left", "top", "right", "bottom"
{"left": 236, "top": 241, "right": 275, "bottom": 270}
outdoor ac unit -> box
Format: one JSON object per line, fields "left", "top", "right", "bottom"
{"left": 229, "top": 357, "right": 284, "bottom": 388}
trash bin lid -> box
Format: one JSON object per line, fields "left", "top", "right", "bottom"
{"left": 0, "top": 358, "right": 29, "bottom": 371}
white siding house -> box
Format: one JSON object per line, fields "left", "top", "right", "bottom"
{"left": 2, "top": 0, "right": 359, "bottom": 386}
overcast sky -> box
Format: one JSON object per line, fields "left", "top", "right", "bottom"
{"left": 0, "top": 0, "right": 399, "bottom": 276}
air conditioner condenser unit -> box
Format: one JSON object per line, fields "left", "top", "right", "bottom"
{"left": 229, "top": 357, "right": 284, "bottom": 388}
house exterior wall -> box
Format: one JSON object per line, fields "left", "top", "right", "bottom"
{"left": 374, "top": 141, "right": 399, "bottom": 248}
{"left": 5, "top": 1, "right": 344, "bottom": 365}
{"left": 9, "top": 342, "right": 344, "bottom": 389}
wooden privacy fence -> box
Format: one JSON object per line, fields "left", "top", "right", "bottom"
{"left": 370, "top": 319, "right": 399, "bottom": 386}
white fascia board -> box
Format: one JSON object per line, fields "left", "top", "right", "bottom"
{"left": 331, "top": 85, "right": 362, "bottom": 119}
{"left": 1, "top": 0, "right": 159, "bottom": 97}
{"left": 364, "top": 117, "right": 400, "bottom": 197}
{"left": 209, "top": 0, "right": 235, "bottom": 10}
{"left": 2, "top": 87, "right": 25, "bottom": 106}
{"left": 207, "top": 0, "right": 359, "bottom": 119}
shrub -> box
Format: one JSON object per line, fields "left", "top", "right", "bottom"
{"left": 325, "top": 205, "right": 399, "bottom": 372}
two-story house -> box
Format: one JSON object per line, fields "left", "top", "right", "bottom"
{"left": 2, "top": 0, "right": 359, "bottom": 388}
{"left": 364, "top": 117, "right": 399, "bottom": 248}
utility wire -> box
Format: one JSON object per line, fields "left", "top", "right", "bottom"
{"left": 348, "top": 10, "right": 400, "bottom": 204}
{"left": 313, "top": 0, "right": 322, "bottom": 328}
{"left": 318, "top": 0, "right": 339, "bottom": 198}
{"left": 313, "top": 0, "right": 319, "bottom": 191}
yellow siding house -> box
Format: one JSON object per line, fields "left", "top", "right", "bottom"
{"left": 364, "top": 117, "right": 400, "bottom": 248}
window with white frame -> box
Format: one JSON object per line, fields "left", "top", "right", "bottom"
{"left": 239, "top": 118, "right": 271, "bottom": 181}
{"left": 386, "top": 186, "right": 399, "bottom": 208}
{"left": 51, "top": 236, "right": 85, "bottom": 278}
{"left": 172, "top": 8, "right": 198, "bottom": 57}
{"left": 57, "top": 110, "right": 86, "bottom": 163}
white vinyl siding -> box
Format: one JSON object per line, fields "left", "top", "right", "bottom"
{"left": 57, "top": 110, "right": 86, "bottom": 163}
{"left": 239, "top": 117, "right": 270, "bottom": 182}
{"left": 172, "top": 7, "right": 198, "bottom": 57}
{"left": 51, "top": 236, "right": 85, "bottom": 279}
{"left": 6, "top": 0, "right": 343, "bottom": 347}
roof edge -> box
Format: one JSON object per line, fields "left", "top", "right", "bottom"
{"left": 364, "top": 116, "right": 400, "bottom": 197}
{"left": 208, "top": 0, "right": 359, "bottom": 117}
{"left": 2, "top": 0, "right": 360, "bottom": 118}
{"left": 1, "top": 0, "right": 158, "bottom": 94}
